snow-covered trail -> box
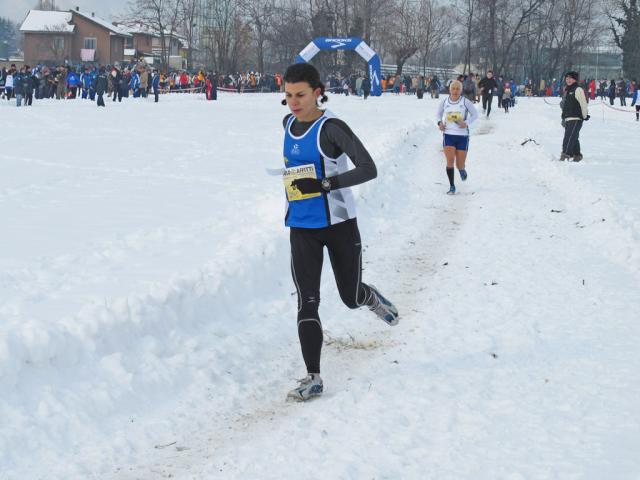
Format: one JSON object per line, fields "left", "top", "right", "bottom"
{"left": 111, "top": 103, "right": 640, "bottom": 479}
{"left": 1, "top": 94, "right": 639, "bottom": 479}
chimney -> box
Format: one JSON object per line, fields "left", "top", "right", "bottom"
{"left": 91, "top": 12, "right": 95, "bottom": 17}
{"left": 75, "top": 6, "right": 79, "bottom": 11}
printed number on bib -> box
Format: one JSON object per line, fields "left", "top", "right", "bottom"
{"left": 284, "top": 164, "right": 321, "bottom": 201}
{"left": 446, "top": 111, "right": 463, "bottom": 123}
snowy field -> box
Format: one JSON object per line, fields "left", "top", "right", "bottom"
{"left": 1, "top": 92, "right": 639, "bottom": 480}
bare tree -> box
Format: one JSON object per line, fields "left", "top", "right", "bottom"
{"left": 386, "top": 0, "right": 420, "bottom": 75}
{"left": 239, "top": 0, "right": 276, "bottom": 73}
{"left": 416, "top": 0, "right": 454, "bottom": 75}
{"left": 126, "top": 0, "right": 182, "bottom": 70}
{"left": 200, "top": 0, "right": 249, "bottom": 72}
{"left": 458, "top": 0, "right": 478, "bottom": 73}
{"left": 41, "top": 24, "right": 71, "bottom": 63}
{"left": 35, "top": 0, "right": 59, "bottom": 10}
{"left": 608, "top": 0, "right": 640, "bottom": 79}
{"left": 179, "top": 0, "right": 199, "bottom": 69}
{"left": 264, "top": 0, "right": 312, "bottom": 70}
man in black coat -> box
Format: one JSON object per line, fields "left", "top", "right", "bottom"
{"left": 95, "top": 66, "right": 108, "bottom": 107}
{"left": 478, "top": 70, "right": 498, "bottom": 117}
{"left": 23, "top": 66, "right": 34, "bottom": 106}
{"left": 362, "top": 75, "right": 371, "bottom": 100}
{"left": 560, "top": 71, "right": 589, "bottom": 162}
{"left": 111, "top": 67, "right": 122, "bottom": 102}
{"left": 13, "top": 67, "right": 26, "bottom": 107}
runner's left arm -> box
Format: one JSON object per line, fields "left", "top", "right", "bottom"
{"left": 464, "top": 98, "right": 479, "bottom": 126}
{"left": 576, "top": 87, "right": 589, "bottom": 118}
{"left": 320, "top": 119, "right": 377, "bottom": 189}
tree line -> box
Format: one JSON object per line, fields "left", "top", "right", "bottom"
{"left": 9, "top": 0, "right": 640, "bottom": 83}
{"left": 127, "top": 0, "right": 636, "bottom": 81}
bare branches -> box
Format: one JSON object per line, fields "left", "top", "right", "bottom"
{"left": 40, "top": 24, "right": 70, "bottom": 63}
{"left": 606, "top": 0, "right": 640, "bottom": 78}
{"left": 416, "top": 0, "right": 454, "bottom": 74}
{"left": 125, "top": 0, "right": 182, "bottom": 69}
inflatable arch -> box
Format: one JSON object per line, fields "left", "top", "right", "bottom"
{"left": 295, "top": 37, "right": 382, "bottom": 96}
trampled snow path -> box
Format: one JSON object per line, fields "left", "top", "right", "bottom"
{"left": 110, "top": 102, "right": 638, "bottom": 480}
{"left": 1, "top": 95, "right": 639, "bottom": 479}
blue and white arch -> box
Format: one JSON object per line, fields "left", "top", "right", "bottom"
{"left": 295, "top": 37, "right": 382, "bottom": 97}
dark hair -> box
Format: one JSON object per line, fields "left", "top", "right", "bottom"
{"left": 281, "top": 63, "right": 328, "bottom": 106}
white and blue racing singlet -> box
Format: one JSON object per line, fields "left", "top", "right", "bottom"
{"left": 436, "top": 96, "right": 478, "bottom": 136}
{"left": 283, "top": 112, "right": 357, "bottom": 229}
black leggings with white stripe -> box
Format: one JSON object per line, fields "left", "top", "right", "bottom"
{"left": 562, "top": 120, "right": 583, "bottom": 157}
{"left": 290, "top": 218, "right": 373, "bottom": 374}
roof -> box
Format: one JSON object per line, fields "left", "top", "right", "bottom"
{"left": 117, "top": 22, "right": 185, "bottom": 41}
{"left": 71, "top": 9, "right": 131, "bottom": 37}
{"left": 120, "top": 23, "right": 156, "bottom": 36}
{"left": 20, "top": 10, "right": 75, "bottom": 33}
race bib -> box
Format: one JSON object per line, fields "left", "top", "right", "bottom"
{"left": 446, "top": 111, "right": 463, "bottom": 123}
{"left": 283, "top": 164, "right": 321, "bottom": 201}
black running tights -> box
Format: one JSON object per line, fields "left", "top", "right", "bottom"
{"left": 482, "top": 94, "right": 493, "bottom": 116}
{"left": 290, "top": 218, "right": 374, "bottom": 374}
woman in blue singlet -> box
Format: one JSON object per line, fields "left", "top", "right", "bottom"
{"left": 279, "top": 63, "right": 399, "bottom": 402}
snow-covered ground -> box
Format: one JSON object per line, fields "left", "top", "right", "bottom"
{"left": 1, "top": 93, "right": 638, "bottom": 480}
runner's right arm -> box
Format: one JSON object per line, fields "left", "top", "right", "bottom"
{"left": 436, "top": 99, "right": 445, "bottom": 129}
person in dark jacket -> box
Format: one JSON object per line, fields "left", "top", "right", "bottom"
{"left": 496, "top": 75, "right": 505, "bottom": 108}
{"left": 617, "top": 79, "right": 627, "bottom": 106}
{"left": 152, "top": 69, "right": 160, "bottom": 103}
{"left": 478, "top": 70, "right": 498, "bottom": 117}
{"left": 23, "top": 66, "right": 34, "bottom": 106}
{"left": 0, "top": 67, "right": 6, "bottom": 98}
{"left": 607, "top": 79, "right": 616, "bottom": 105}
{"left": 121, "top": 69, "right": 131, "bottom": 98}
{"left": 55, "top": 67, "right": 66, "bottom": 99}
{"left": 13, "top": 68, "right": 25, "bottom": 107}
{"left": 212, "top": 72, "right": 218, "bottom": 100}
{"left": 111, "top": 67, "right": 122, "bottom": 102}
{"left": 429, "top": 75, "right": 441, "bottom": 98}
{"left": 95, "top": 66, "right": 108, "bottom": 107}
{"left": 80, "top": 67, "right": 92, "bottom": 99}
{"left": 560, "top": 71, "right": 589, "bottom": 162}
{"left": 462, "top": 73, "right": 477, "bottom": 102}
{"left": 362, "top": 75, "right": 371, "bottom": 100}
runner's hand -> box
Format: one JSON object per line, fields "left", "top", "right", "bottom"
{"left": 457, "top": 121, "right": 467, "bottom": 129}
{"left": 291, "top": 178, "right": 322, "bottom": 194}
{"left": 438, "top": 122, "right": 445, "bottom": 132}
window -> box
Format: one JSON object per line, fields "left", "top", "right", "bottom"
{"left": 125, "top": 37, "right": 133, "bottom": 49}
{"left": 53, "top": 37, "right": 65, "bottom": 50}
{"left": 83, "top": 37, "right": 96, "bottom": 50}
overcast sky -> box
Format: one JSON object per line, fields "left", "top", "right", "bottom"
{"left": 1, "top": 0, "right": 130, "bottom": 23}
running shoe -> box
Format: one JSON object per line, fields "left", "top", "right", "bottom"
{"left": 447, "top": 185, "right": 456, "bottom": 195}
{"left": 368, "top": 284, "right": 399, "bottom": 326}
{"left": 287, "top": 374, "right": 323, "bottom": 401}
{"left": 459, "top": 169, "right": 468, "bottom": 181}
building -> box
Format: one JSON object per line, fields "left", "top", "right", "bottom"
{"left": 20, "top": 8, "right": 131, "bottom": 66}
{"left": 116, "top": 23, "right": 188, "bottom": 69}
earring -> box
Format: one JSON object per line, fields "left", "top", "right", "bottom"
{"left": 281, "top": 99, "right": 287, "bottom": 106}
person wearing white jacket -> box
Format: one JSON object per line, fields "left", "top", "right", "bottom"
{"left": 4, "top": 70, "right": 14, "bottom": 100}
{"left": 436, "top": 80, "right": 479, "bottom": 194}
